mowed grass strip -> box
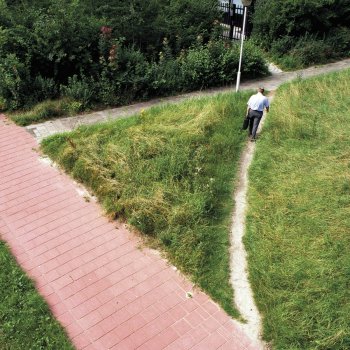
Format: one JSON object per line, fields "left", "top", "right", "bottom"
{"left": 41, "top": 92, "right": 251, "bottom": 317}
{"left": 246, "top": 69, "right": 350, "bottom": 349}
{"left": 0, "top": 241, "right": 73, "bottom": 349}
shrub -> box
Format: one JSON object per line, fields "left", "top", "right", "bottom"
{"left": 0, "top": 97, "right": 7, "bottom": 111}
{"left": 181, "top": 45, "right": 214, "bottom": 90}
{"left": 0, "top": 54, "right": 30, "bottom": 110}
{"left": 326, "top": 26, "right": 350, "bottom": 56}
{"left": 116, "top": 46, "right": 150, "bottom": 103}
{"left": 240, "top": 40, "right": 269, "bottom": 78}
{"left": 60, "top": 75, "right": 96, "bottom": 108}
{"left": 33, "top": 75, "right": 58, "bottom": 103}
{"left": 289, "top": 36, "right": 333, "bottom": 67}
{"left": 270, "top": 36, "right": 296, "bottom": 57}
{"left": 9, "top": 38, "right": 268, "bottom": 122}
{"left": 97, "top": 71, "right": 120, "bottom": 106}
{"left": 181, "top": 40, "right": 268, "bottom": 90}
{"left": 252, "top": 0, "right": 350, "bottom": 68}
{"left": 146, "top": 59, "right": 182, "bottom": 96}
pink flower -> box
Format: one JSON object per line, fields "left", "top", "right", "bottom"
{"left": 100, "top": 26, "right": 112, "bottom": 38}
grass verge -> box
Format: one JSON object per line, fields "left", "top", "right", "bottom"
{"left": 9, "top": 98, "right": 82, "bottom": 126}
{"left": 0, "top": 241, "right": 73, "bottom": 349}
{"left": 246, "top": 69, "right": 350, "bottom": 349}
{"left": 41, "top": 91, "right": 252, "bottom": 317}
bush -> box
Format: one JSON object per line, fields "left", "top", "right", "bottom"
{"left": 181, "top": 44, "right": 214, "bottom": 90}
{"left": 0, "top": 54, "right": 30, "bottom": 110}
{"left": 97, "top": 71, "right": 120, "bottom": 106}
{"left": 146, "top": 59, "right": 182, "bottom": 96}
{"left": 240, "top": 40, "right": 269, "bottom": 78}
{"left": 181, "top": 40, "right": 268, "bottom": 90}
{"left": 60, "top": 75, "right": 96, "bottom": 108}
{"left": 1, "top": 1, "right": 269, "bottom": 111}
{"left": 272, "top": 30, "right": 349, "bottom": 70}
{"left": 115, "top": 46, "right": 150, "bottom": 102}
{"left": 326, "top": 26, "right": 350, "bottom": 56}
{"left": 290, "top": 35, "right": 333, "bottom": 67}
{"left": 270, "top": 36, "right": 295, "bottom": 57}
{"left": 252, "top": 0, "right": 350, "bottom": 68}
{"left": 33, "top": 75, "right": 58, "bottom": 103}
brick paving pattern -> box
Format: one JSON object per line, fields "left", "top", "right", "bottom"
{"left": 0, "top": 114, "right": 258, "bottom": 349}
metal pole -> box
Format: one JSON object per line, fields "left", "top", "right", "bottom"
{"left": 235, "top": 5, "right": 248, "bottom": 92}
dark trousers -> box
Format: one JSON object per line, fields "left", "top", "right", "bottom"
{"left": 248, "top": 110, "right": 263, "bottom": 139}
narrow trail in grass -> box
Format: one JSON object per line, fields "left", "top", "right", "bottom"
{"left": 229, "top": 93, "right": 275, "bottom": 349}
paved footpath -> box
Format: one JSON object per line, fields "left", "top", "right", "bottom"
{"left": 26, "top": 58, "right": 350, "bottom": 142}
{"left": 0, "top": 115, "right": 258, "bottom": 349}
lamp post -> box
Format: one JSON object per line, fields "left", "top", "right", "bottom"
{"left": 235, "top": 0, "right": 252, "bottom": 92}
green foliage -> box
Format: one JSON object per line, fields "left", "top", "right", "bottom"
{"left": 246, "top": 69, "right": 350, "bottom": 349}
{"left": 1, "top": 0, "right": 268, "bottom": 113}
{"left": 182, "top": 43, "right": 214, "bottom": 90}
{"left": 0, "top": 53, "right": 30, "bottom": 110}
{"left": 252, "top": 0, "right": 350, "bottom": 69}
{"left": 0, "top": 241, "right": 73, "bottom": 349}
{"left": 41, "top": 91, "right": 253, "bottom": 317}
{"left": 8, "top": 38, "right": 267, "bottom": 124}
{"left": 89, "top": 0, "right": 220, "bottom": 56}
{"left": 164, "top": 0, "right": 220, "bottom": 51}
{"left": 181, "top": 40, "right": 267, "bottom": 90}
{"left": 60, "top": 75, "right": 95, "bottom": 109}
{"left": 33, "top": 75, "right": 58, "bottom": 102}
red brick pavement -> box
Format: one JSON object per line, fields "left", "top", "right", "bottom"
{"left": 0, "top": 114, "right": 258, "bottom": 350}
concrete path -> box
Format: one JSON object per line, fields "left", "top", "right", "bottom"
{"left": 0, "top": 114, "right": 258, "bottom": 349}
{"left": 25, "top": 58, "right": 350, "bottom": 142}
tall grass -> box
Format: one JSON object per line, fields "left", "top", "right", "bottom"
{"left": 0, "top": 241, "right": 73, "bottom": 349}
{"left": 41, "top": 91, "right": 252, "bottom": 317}
{"left": 10, "top": 98, "right": 82, "bottom": 126}
{"left": 246, "top": 69, "right": 350, "bottom": 349}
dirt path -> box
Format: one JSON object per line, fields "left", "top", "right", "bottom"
{"left": 229, "top": 94, "right": 274, "bottom": 349}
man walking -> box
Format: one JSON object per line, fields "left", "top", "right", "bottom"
{"left": 246, "top": 87, "right": 269, "bottom": 141}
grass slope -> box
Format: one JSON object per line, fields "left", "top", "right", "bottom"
{"left": 10, "top": 99, "right": 79, "bottom": 126}
{"left": 246, "top": 69, "right": 350, "bottom": 349}
{"left": 41, "top": 91, "right": 251, "bottom": 317}
{"left": 0, "top": 241, "right": 73, "bottom": 349}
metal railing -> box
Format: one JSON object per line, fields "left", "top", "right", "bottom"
{"left": 218, "top": 1, "right": 251, "bottom": 40}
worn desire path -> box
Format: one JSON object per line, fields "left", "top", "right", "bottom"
{"left": 229, "top": 94, "right": 274, "bottom": 350}
{"left": 0, "top": 115, "right": 257, "bottom": 349}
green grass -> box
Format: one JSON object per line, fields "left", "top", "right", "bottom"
{"left": 245, "top": 69, "right": 350, "bottom": 349}
{"left": 0, "top": 241, "right": 73, "bottom": 349}
{"left": 41, "top": 91, "right": 252, "bottom": 317}
{"left": 10, "top": 98, "right": 82, "bottom": 126}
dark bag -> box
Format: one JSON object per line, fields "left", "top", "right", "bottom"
{"left": 241, "top": 115, "right": 250, "bottom": 130}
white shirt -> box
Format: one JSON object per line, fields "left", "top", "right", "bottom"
{"left": 247, "top": 92, "right": 269, "bottom": 112}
